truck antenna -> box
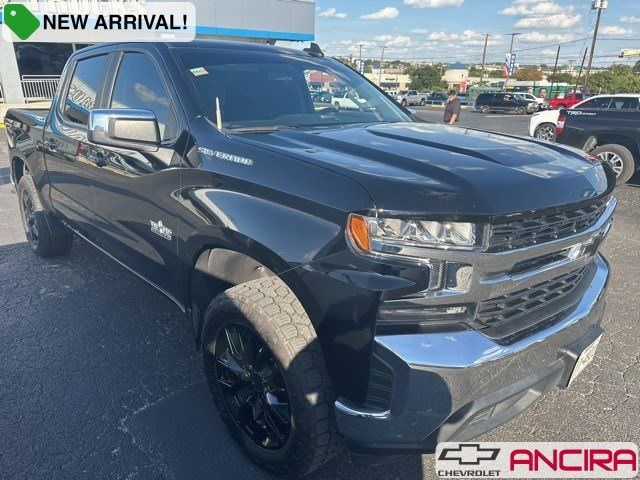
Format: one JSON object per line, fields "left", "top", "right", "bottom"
{"left": 215, "top": 97, "right": 223, "bottom": 130}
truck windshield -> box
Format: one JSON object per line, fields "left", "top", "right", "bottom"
{"left": 175, "top": 48, "right": 411, "bottom": 130}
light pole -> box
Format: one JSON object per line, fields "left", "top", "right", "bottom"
{"left": 504, "top": 32, "right": 521, "bottom": 91}
{"left": 379, "top": 45, "right": 386, "bottom": 87}
{"left": 358, "top": 44, "right": 364, "bottom": 73}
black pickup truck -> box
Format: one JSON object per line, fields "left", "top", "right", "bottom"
{"left": 5, "top": 41, "right": 617, "bottom": 477}
{"left": 557, "top": 106, "right": 640, "bottom": 184}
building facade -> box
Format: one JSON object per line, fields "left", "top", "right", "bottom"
{"left": 0, "top": 0, "right": 316, "bottom": 103}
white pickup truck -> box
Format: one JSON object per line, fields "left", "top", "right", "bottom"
{"left": 395, "top": 90, "right": 430, "bottom": 107}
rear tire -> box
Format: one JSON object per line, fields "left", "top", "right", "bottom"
{"left": 479, "top": 105, "right": 490, "bottom": 114}
{"left": 17, "top": 175, "right": 73, "bottom": 257}
{"left": 402, "top": 99, "right": 408, "bottom": 107}
{"left": 592, "top": 144, "right": 635, "bottom": 185}
{"left": 202, "top": 277, "right": 343, "bottom": 477}
{"left": 420, "top": 98, "right": 426, "bottom": 106}
{"left": 534, "top": 123, "right": 557, "bottom": 141}
{"left": 516, "top": 106, "right": 527, "bottom": 115}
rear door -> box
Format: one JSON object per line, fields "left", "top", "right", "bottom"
{"left": 44, "top": 47, "right": 113, "bottom": 237}
{"left": 88, "top": 46, "right": 184, "bottom": 299}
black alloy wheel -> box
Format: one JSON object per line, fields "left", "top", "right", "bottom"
{"left": 211, "top": 323, "right": 291, "bottom": 450}
{"left": 21, "top": 188, "right": 39, "bottom": 248}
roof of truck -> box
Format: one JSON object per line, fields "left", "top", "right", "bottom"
{"left": 75, "top": 40, "right": 320, "bottom": 61}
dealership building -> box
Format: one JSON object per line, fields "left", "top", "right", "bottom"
{"left": 0, "top": 0, "right": 315, "bottom": 104}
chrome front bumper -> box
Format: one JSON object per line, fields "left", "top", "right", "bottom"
{"left": 336, "top": 252, "right": 610, "bottom": 454}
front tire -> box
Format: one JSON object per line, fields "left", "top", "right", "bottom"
{"left": 534, "top": 123, "right": 557, "bottom": 141}
{"left": 202, "top": 277, "right": 342, "bottom": 477}
{"left": 516, "top": 106, "right": 527, "bottom": 115}
{"left": 420, "top": 98, "right": 426, "bottom": 106}
{"left": 17, "top": 175, "right": 73, "bottom": 257}
{"left": 479, "top": 105, "right": 490, "bottom": 114}
{"left": 592, "top": 144, "right": 636, "bottom": 185}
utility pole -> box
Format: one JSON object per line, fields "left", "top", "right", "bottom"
{"left": 378, "top": 45, "right": 386, "bottom": 86}
{"left": 358, "top": 44, "right": 364, "bottom": 74}
{"left": 584, "top": 0, "right": 607, "bottom": 90}
{"left": 549, "top": 44, "right": 561, "bottom": 98}
{"left": 504, "top": 32, "right": 521, "bottom": 91}
{"left": 575, "top": 47, "right": 588, "bottom": 93}
{"left": 480, "top": 33, "right": 490, "bottom": 85}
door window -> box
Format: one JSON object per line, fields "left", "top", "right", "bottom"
{"left": 110, "top": 52, "right": 178, "bottom": 140}
{"left": 63, "top": 54, "right": 108, "bottom": 125}
{"left": 578, "top": 97, "right": 612, "bottom": 109}
{"left": 609, "top": 97, "right": 640, "bottom": 110}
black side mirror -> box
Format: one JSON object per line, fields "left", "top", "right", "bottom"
{"left": 88, "top": 109, "right": 160, "bottom": 152}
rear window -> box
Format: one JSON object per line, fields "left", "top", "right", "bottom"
{"left": 63, "top": 54, "right": 108, "bottom": 125}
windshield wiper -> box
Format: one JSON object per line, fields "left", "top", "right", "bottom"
{"left": 225, "top": 125, "right": 298, "bottom": 134}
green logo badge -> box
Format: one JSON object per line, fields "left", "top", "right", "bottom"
{"left": 4, "top": 4, "right": 40, "bottom": 40}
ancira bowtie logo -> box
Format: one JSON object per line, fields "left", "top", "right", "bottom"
{"left": 3, "top": 4, "right": 41, "bottom": 40}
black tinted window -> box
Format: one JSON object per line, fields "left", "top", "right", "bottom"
{"left": 111, "top": 53, "right": 177, "bottom": 140}
{"left": 609, "top": 97, "right": 640, "bottom": 110}
{"left": 64, "top": 54, "right": 108, "bottom": 125}
{"left": 579, "top": 97, "right": 611, "bottom": 109}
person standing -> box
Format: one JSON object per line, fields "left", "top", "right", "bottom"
{"left": 443, "top": 89, "right": 461, "bottom": 125}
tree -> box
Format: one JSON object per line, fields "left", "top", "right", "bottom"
{"left": 589, "top": 68, "right": 640, "bottom": 94}
{"left": 514, "top": 68, "right": 543, "bottom": 81}
{"left": 634, "top": 60, "right": 640, "bottom": 75}
{"left": 405, "top": 64, "right": 447, "bottom": 91}
{"left": 547, "top": 72, "right": 575, "bottom": 84}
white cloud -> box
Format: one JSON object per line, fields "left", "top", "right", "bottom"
{"left": 501, "top": 1, "right": 565, "bottom": 16}
{"left": 319, "top": 8, "right": 347, "bottom": 18}
{"left": 600, "top": 25, "right": 634, "bottom": 36}
{"left": 412, "top": 28, "right": 429, "bottom": 34}
{"left": 360, "top": 7, "right": 399, "bottom": 20}
{"left": 403, "top": 0, "right": 464, "bottom": 8}
{"left": 519, "top": 31, "right": 576, "bottom": 43}
{"left": 516, "top": 13, "right": 581, "bottom": 28}
{"left": 375, "top": 34, "right": 413, "bottom": 46}
{"left": 621, "top": 16, "right": 640, "bottom": 24}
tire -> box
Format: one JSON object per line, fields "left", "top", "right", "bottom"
{"left": 480, "top": 105, "right": 490, "bottom": 114}
{"left": 516, "top": 106, "right": 527, "bottom": 115}
{"left": 401, "top": 99, "right": 407, "bottom": 107}
{"left": 534, "top": 123, "right": 557, "bottom": 142}
{"left": 592, "top": 144, "right": 636, "bottom": 185}
{"left": 420, "top": 98, "right": 426, "bottom": 106}
{"left": 17, "top": 174, "right": 73, "bottom": 257}
{"left": 202, "top": 277, "right": 342, "bottom": 477}
{"left": 334, "top": 101, "right": 340, "bottom": 108}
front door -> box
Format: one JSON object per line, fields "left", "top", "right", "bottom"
{"left": 88, "top": 49, "right": 183, "bottom": 300}
{"left": 44, "top": 51, "right": 111, "bottom": 238}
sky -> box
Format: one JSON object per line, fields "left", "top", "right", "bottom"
{"left": 304, "top": 0, "right": 640, "bottom": 67}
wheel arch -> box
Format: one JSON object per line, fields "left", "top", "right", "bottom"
{"left": 588, "top": 133, "right": 640, "bottom": 162}
{"left": 186, "top": 238, "right": 322, "bottom": 351}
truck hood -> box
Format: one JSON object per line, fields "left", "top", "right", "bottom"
{"left": 235, "top": 122, "right": 611, "bottom": 217}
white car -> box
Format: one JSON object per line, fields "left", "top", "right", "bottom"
{"left": 333, "top": 91, "right": 367, "bottom": 109}
{"left": 513, "top": 92, "right": 546, "bottom": 109}
{"left": 529, "top": 94, "right": 640, "bottom": 141}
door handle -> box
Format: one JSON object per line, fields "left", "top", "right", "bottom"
{"left": 43, "top": 138, "right": 60, "bottom": 151}
{"left": 89, "top": 151, "right": 108, "bottom": 167}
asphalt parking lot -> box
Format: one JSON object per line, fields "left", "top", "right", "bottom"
{"left": 1, "top": 116, "right": 639, "bottom": 480}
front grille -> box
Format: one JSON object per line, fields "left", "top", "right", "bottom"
{"left": 488, "top": 200, "right": 608, "bottom": 252}
{"left": 476, "top": 266, "right": 589, "bottom": 329}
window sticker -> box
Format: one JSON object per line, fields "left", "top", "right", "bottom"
{"left": 190, "top": 67, "right": 209, "bottom": 77}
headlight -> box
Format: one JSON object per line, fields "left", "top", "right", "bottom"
{"left": 348, "top": 214, "right": 478, "bottom": 258}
